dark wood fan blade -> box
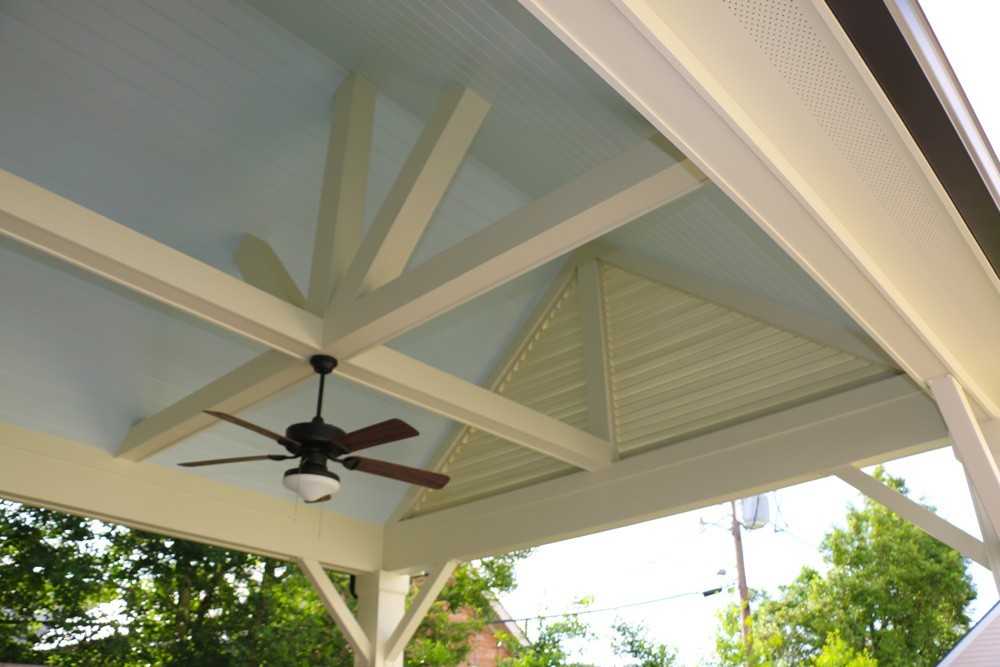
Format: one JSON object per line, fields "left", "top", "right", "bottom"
{"left": 332, "top": 419, "right": 418, "bottom": 453}
{"left": 204, "top": 410, "right": 302, "bottom": 452}
{"left": 340, "top": 456, "right": 448, "bottom": 489}
{"left": 179, "top": 454, "right": 294, "bottom": 467}
{"left": 304, "top": 494, "right": 332, "bottom": 504}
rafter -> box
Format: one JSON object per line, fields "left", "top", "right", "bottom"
{"left": 308, "top": 74, "right": 378, "bottom": 315}
{"left": 118, "top": 351, "right": 311, "bottom": 461}
{"left": 234, "top": 234, "right": 307, "bottom": 308}
{"left": 124, "top": 141, "right": 702, "bottom": 461}
{"left": 339, "top": 346, "right": 611, "bottom": 471}
{"left": 0, "top": 169, "right": 322, "bottom": 357}
{"left": 334, "top": 85, "right": 490, "bottom": 304}
{"left": 577, "top": 256, "right": 615, "bottom": 448}
{"left": 383, "top": 376, "right": 945, "bottom": 569}
{"left": 325, "top": 143, "right": 707, "bottom": 355}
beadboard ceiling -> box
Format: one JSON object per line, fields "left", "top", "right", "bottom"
{"left": 0, "top": 0, "right": 934, "bottom": 528}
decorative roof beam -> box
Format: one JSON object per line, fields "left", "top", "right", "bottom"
{"left": 234, "top": 233, "right": 307, "bottom": 308}
{"left": 326, "top": 142, "right": 706, "bottom": 357}
{"left": 333, "top": 85, "right": 490, "bottom": 304}
{"left": 0, "top": 169, "right": 322, "bottom": 357}
{"left": 308, "top": 74, "right": 378, "bottom": 315}
{"left": 339, "top": 346, "right": 612, "bottom": 471}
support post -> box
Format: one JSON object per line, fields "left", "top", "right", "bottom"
{"left": 354, "top": 570, "right": 410, "bottom": 667}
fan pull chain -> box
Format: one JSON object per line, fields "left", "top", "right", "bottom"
{"left": 316, "top": 507, "right": 323, "bottom": 541}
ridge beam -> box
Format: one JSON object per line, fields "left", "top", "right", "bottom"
{"left": 326, "top": 142, "right": 707, "bottom": 355}
{"left": 339, "top": 346, "right": 612, "bottom": 471}
{"left": 298, "top": 559, "right": 372, "bottom": 664}
{"left": 833, "top": 464, "right": 987, "bottom": 567}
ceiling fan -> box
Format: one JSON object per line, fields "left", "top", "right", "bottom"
{"left": 179, "top": 355, "right": 449, "bottom": 503}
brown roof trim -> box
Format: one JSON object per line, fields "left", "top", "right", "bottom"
{"left": 825, "top": 0, "right": 1000, "bottom": 277}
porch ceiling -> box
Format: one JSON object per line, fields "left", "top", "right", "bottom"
{"left": 0, "top": 0, "right": 995, "bottom": 574}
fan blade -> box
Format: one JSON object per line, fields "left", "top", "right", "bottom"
{"left": 332, "top": 419, "right": 418, "bottom": 453}
{"left": 179, "top": 454, "right": 295, "bottom": 467}
{"left": 204, "top": 410, "right": 302, "bottom": 452}
{"left": 340, "top": 456, "right": 449, "bottom": 489}
{"left": 304, "top": 494, "right": 332, "bottom": 504}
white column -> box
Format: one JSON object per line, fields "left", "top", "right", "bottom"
{"left": 354, "top": 570, "right": 410, "bottom": 667}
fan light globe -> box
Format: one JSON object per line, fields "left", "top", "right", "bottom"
{"left": 283, "top": 469, "right": 341, "bottom": 502}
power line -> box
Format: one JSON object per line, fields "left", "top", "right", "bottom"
{"left": 491, "top": 584, "right": 732, "bottom": 625}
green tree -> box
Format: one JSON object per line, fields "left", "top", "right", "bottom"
{"left": 713, "top": 468, "right": 975, "bottom": 667}
{"left": 0, "top": 501, "right": 117, "bottom": 663}
{"left": 0, "top": 500, "right": 526, "bottom": 666}
{"left": 498, "top": 603, "right": 593, "bottom": 667}
{"left": 612, "top": 620, "right": 678, "bottom": 666}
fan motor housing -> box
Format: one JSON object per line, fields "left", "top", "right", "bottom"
{"left": 286, "top": 420, "right": 347, "bottom": 451}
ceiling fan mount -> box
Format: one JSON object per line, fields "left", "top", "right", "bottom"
{"left": 179, "top": 354, "right": 449, "bottom": 501}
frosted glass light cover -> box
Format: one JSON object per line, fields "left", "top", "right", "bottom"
{"left": 282, "top": 471, "right": 341, "bottom": 501}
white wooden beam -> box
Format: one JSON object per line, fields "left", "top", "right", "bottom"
{"left": 325, "top": 143, "right": 707, "bottom": 355}
{"left": 308, "top": 75, "right": 378, "bottom": 315}
{"left": 384, "top": 376, "right": 945, "bottom": 569}
{"left": 234, "top": 234, "right": 307, "bottom": 308}
{"left": 832, "top": 464, "right": 988, "bottom": 567}
{"left": 385, "top": 560, "right": 459, "bottom": 662}
{"left": 335, "top": 85, "right": 490, "bottom": 304}
{"left": 601, "top": 248, "right": 896, "bottom": 367}
{"left": 929, "top": 376, "right": 1000, "bottom": 546}
{"left": 0, "top": 169, "right": 322, "bottom": 357}
{"left": 965, "top": 471, "right": 1000, "bottom": 593}
{"left": 577, "top": 257, "right": 615, "bottom": 448}
{"left": 117, "top": 351, "right": 311, "bottom": 461}
{"left": 0, "top": 422, "right": 381, "bottom": 572}
{"left": 339, "top": 346, "right": 611, "bottom": 471}
{"left": 298, "top": 558, "right": 372, "bottom": 664}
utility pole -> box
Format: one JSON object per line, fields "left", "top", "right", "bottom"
{"left": 730, "top": 500, "right": 752, "bottom": 666}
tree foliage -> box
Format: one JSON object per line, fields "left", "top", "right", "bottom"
{"left": 496, "top": 611, "right": 593, "bottom": 667}
{"left": 612, "top": 620, "right": 678, "bottom": 666}
{"left": 712, "top": 468, "right": 975, "bottom": 667}
{"left": 0, "top": 499, "right": 525, "bottom": 666}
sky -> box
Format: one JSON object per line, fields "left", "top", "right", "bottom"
{"left": 497, "top": 2, "right": 1000, "bottom": 664}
